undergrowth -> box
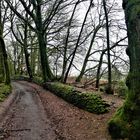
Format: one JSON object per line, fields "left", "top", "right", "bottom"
{"left": 0, "top": 83, "right": 11, "bottom": 102}
{"left": 12, "top": 75, "right": 43, "bottom": 85}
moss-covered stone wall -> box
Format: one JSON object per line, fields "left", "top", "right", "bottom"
{"left": 44, "top": 82, "right": 109, "bottom": 114}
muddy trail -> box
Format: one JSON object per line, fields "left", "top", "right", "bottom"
{"left": 0, "top": 81, "right": 123, "bottom": 140}
{"left": 0, "top": 82, "right": 57, "bottom": 140}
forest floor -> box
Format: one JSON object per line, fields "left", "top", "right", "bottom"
{"left": 0, "top": 81, "right": 124, "bottom": 140}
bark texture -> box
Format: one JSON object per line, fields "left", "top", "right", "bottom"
{"left": 108, "top": 0, "right": 140, "bottom": 139}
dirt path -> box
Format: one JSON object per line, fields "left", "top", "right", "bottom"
{"left": 0, "top": 82, "right": 57, "bottom": 140}
{"left": 0, "top": 81, "right": 123, "bottom": 140}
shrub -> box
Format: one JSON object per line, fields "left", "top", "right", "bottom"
{"left": 32, "top": 76, "right": 43, "bottom": 85}
{"left": 12, "top": 75, "right": 43, "bottom": 85}
{"left": 44, "top": 82, "right": 109, "bottom": 114}
{"left": 12, "top": 75, "right": 29, "bottom": 80}
{"left": 114, "top": 80, "right": 128, "bottom": 98}
{"left": 0, "top": 83, "right": 11, "bottom": 102}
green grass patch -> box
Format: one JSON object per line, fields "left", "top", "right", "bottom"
{"left": 0, "top": 83, "right": 11, "bottom": 102}
{"left": 44, "top": 82, "right": 109, "bottom": 114}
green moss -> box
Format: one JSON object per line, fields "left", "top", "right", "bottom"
{"left": 108, "top": 89, "right": 140, "bottom": 139}
{"left": 32, "top": 76, "right": 43, "bottom": 84}
{"left": 0, "top": 83, "right": 11, "bottom": 102}
{"left": 126, "top": 0, "right": 140, "bottom": 21}
{"left": 130, "top": 5, "right": 140, "bottom": 20}
{"left": 108, "top": 106, "right": 130, "bottom": 139}
{"left": 114, "top": 80, "right": 128, "bottom": 98}
{"left": 0, "top": 74, "right": 4, "bottom": 82}
{"left": 44, "top": 82, "right": 109, "bottom": 114}
{"left": 130, "top": 120, "right": 140, "bottom": 140}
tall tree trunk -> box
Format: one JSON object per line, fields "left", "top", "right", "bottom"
{"left": 37, "top": 47, "right": 41, "bottom": 76}
{"left": 0, "top": 46, "right": 4, "bottom": 82}
{"left": 19, "top": 47, "right": 24, "bottom": 75}
{"left": 35, "top": 2, "right": 54, "bottom": 82}
{"left": 37, "top": 32, "right": 54, "bottom": 81}
{"left": 13, "top": 44, "right": 17, "bottom": 75}
{"left": 108, "top": 0, "right": 140, "bottom": 139}
{"left": 30, "top": 33, "right": 37, "bottom": 76}
{"left": 23, "top": 20, "right": 33, "bottom": 79}
{"left": 30, "top": 46, "right": 37, "bottom": 76}
{"left": 103, "top": 0, "right": 112, "bottom": 94}
{"left": 0, "top": 0, "right": 3, "bottom": 82}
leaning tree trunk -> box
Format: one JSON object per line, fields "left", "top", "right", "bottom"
{"left": 64, "top": 0, "right": 93, "bottom": 83}
{"left": 61, "top": 0, "right": 80, "bottom": 83}
{"left": 75, "top": 25, "right": 101, "bottom": 82}
{"left": 108, "top": 0, "right": 140, "bottom": 139}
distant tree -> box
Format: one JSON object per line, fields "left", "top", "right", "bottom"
{"left": 10, "top": 13, "right": 33, "bottom": 79}
{"left": 108, "top": 0, "right": 140, "bottom": 139}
